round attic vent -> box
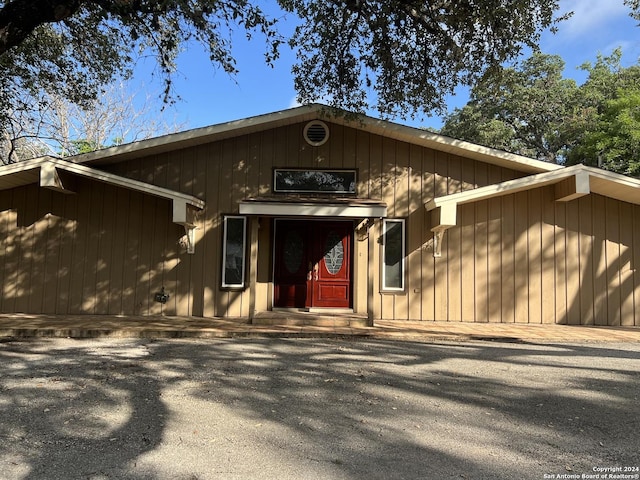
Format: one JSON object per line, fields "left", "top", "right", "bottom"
{"left": 303, "top": 121, "right": 330, "bottom": 146}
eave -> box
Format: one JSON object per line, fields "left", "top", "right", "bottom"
{"left": 424, "top": 164, "right": 640, "bottom": 256}
{"left": 71, "top": 104, "right": 562, "bottom": 175}
{"left": 239, "top": 196, "right": 387, "bottom": 218}
{"left": 0, "top": 156, "right": 205, "bottom": 251}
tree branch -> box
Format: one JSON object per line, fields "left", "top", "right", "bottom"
{"left": 0, "top": 0, "right": 90, "bottom": 55}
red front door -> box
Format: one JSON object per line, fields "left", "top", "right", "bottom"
{"left": 274, "top": 220, "right": 352, "bottom": 309}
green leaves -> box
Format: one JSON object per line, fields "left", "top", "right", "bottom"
{"left": 1, "top": 0, "right": 566, "bottom": 158}
{"left": 566, "top": 50, "right": 640, "bottom": 175}
{"left": 441, "top": 48, "right": 640, "bottom": 176}
{"left": 290, "top": 0, "right": 562, "bottom": 119}
{"left": 625, "top": 0, "right": 640, "bottom": 21}
{"left": 441, "top": 53, "right": 579, "bottom": 164}
{"left": 571, "top": 87, "right": 640, "bottom": 176}
{"left": 0, "top": 0, "right": 283, "bottom": 161}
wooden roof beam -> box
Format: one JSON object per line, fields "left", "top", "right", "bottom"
{"left": 173, "top": 200, "right": 200, "bottom": 254}
{"left": 554, "top": 171, "right": 590, "bottom": 202}
{"left": 40, "top": 163, "right": 73, "bottom": 194}
{"left": 425, "top": 203, "right": 457, "bottom": 258}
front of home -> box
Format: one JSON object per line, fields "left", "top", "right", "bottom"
{"left": 0, "top": 104, "right": 639, "bottom": 326}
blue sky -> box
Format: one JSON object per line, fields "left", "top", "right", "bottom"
{"left": 137, "top": 0, "right": 640, "bottom": 132}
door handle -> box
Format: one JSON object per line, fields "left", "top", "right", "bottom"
{"left": 306, "top": 262, "right": 319, "bottom": 281}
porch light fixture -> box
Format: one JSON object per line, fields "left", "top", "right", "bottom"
{"left": 154, "top": 286, "right": 170, "bottom": 304}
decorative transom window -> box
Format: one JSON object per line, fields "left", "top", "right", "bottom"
{"left": 273, "top": 169, "right": 357, "bottom": 194}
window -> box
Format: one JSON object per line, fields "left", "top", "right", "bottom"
{"left": 273, "top": 169, "right": 356, "bottom": 194}
{"left": 222, "top": 216, "right": 247, "bottom": 288}
{"left": 382, "top": 219, "right": 405, "bottom": 291}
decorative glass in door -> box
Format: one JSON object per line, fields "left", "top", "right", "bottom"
{"left": 274, "top": 220, "right": 352, "bottom": 309}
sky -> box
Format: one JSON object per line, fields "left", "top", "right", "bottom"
{"left": 134, "top": 0, "right": 640, "bottom": 133}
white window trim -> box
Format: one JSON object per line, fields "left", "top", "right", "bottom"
{"left": 221, "top": 215, "right": 247, "bottom": 288}
{"left": 381, "top": 218, "right": 406, "bottom": 292}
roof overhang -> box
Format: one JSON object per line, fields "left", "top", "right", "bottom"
{"left": 0, "top": 156, "right": 205, "bottom": 230}
{"left": 239, "top": 196, "right": 387, "bottom": 218}
{"left": 425, "top": 164, "right": 640, "bottom": 232}
{"left": 72, "top": 104, "right": 561, "bottom": 175}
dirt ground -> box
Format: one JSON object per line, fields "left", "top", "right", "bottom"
{"left": 0, "top": 337, "right": 638, "bottom": 480}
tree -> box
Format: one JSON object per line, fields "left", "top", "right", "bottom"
{"left": 574, "top": 88, "right": 640, "bottom": 175}
{"left": 0, "top": 131, "right": 48, "bottom": 162}
{"left": 48, "top": 82, "right": 184, "bottom": 158}
{"left": 289, "top": 0, "right": 567, "bottom": 118}
{"left": 441, "top": 49, "right": 640, "bottom": 175}
{"left": 626, "top": 0, "right": 640, "bottom": 20}
{"left": 564, "top": 50, "right": 640, "bottom": 174}
{"left": 0, "top": 0, "right": 567, "bottom": 136}
{"left": 0, "top": 81, "right": 183, "bottom": 163}
{"left": 440, "top": 53, "right": 581, "bottom": 164}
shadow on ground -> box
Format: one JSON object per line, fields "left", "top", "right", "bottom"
{"left": 0, "top": 338, "right": 638, "bottom": 479}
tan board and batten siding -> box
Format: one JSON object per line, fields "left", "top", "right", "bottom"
{"left": 0, "top": 115, "right": 639, "bottom": 326}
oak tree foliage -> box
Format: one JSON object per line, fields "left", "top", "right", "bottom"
{"left": 441, "top": 49, "right": 640, "bottom": 176}
{"left": 566, "top": 51, "right": 640, "bottom": 176}
{"left": 288, "top": 0, "right": 565, "bottom": 118}
{"left": 441, "top": 53, "right": 581, "bottom": 164}
{"left": 0, "top": 0, "right": 567, "bottom": 141}
{"left": 0, "top": 0, "right": 286, "bottom": 162}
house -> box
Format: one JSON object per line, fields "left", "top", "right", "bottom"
{"left": 0, "top": 104, "right": 639, "bottom": 327}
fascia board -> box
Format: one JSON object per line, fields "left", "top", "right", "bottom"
{"left": 48, "top": 158, "right": 205, "bottom": 209}
{"left": 427, "top": 164, "right": 640, "bottom": 215}
{"left": 239, "top": 201, "right": 387, "bottom": 218}
{"left": 70, "top": 104, "right": 561, "bottom": 175}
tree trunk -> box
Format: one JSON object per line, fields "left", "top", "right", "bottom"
{"left": 0, "top": 0, "right": 83, "bottom": 55}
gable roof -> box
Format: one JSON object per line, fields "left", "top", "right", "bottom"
{"left": 71, "top": 104, "right": 562, "bottom": 175}
{"left": 0, "top": 156, "right": 204, "bottom": 227}
{"left": 426, "top": 164, "right": 640, "bottom": 231}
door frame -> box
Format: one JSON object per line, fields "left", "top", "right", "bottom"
{"left": 272, "top": 218, "right": 354, "bottom": 310}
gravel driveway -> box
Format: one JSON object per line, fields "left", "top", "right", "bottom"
{"left": 0, "top": 337, "right": 638, "bottom": 480}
